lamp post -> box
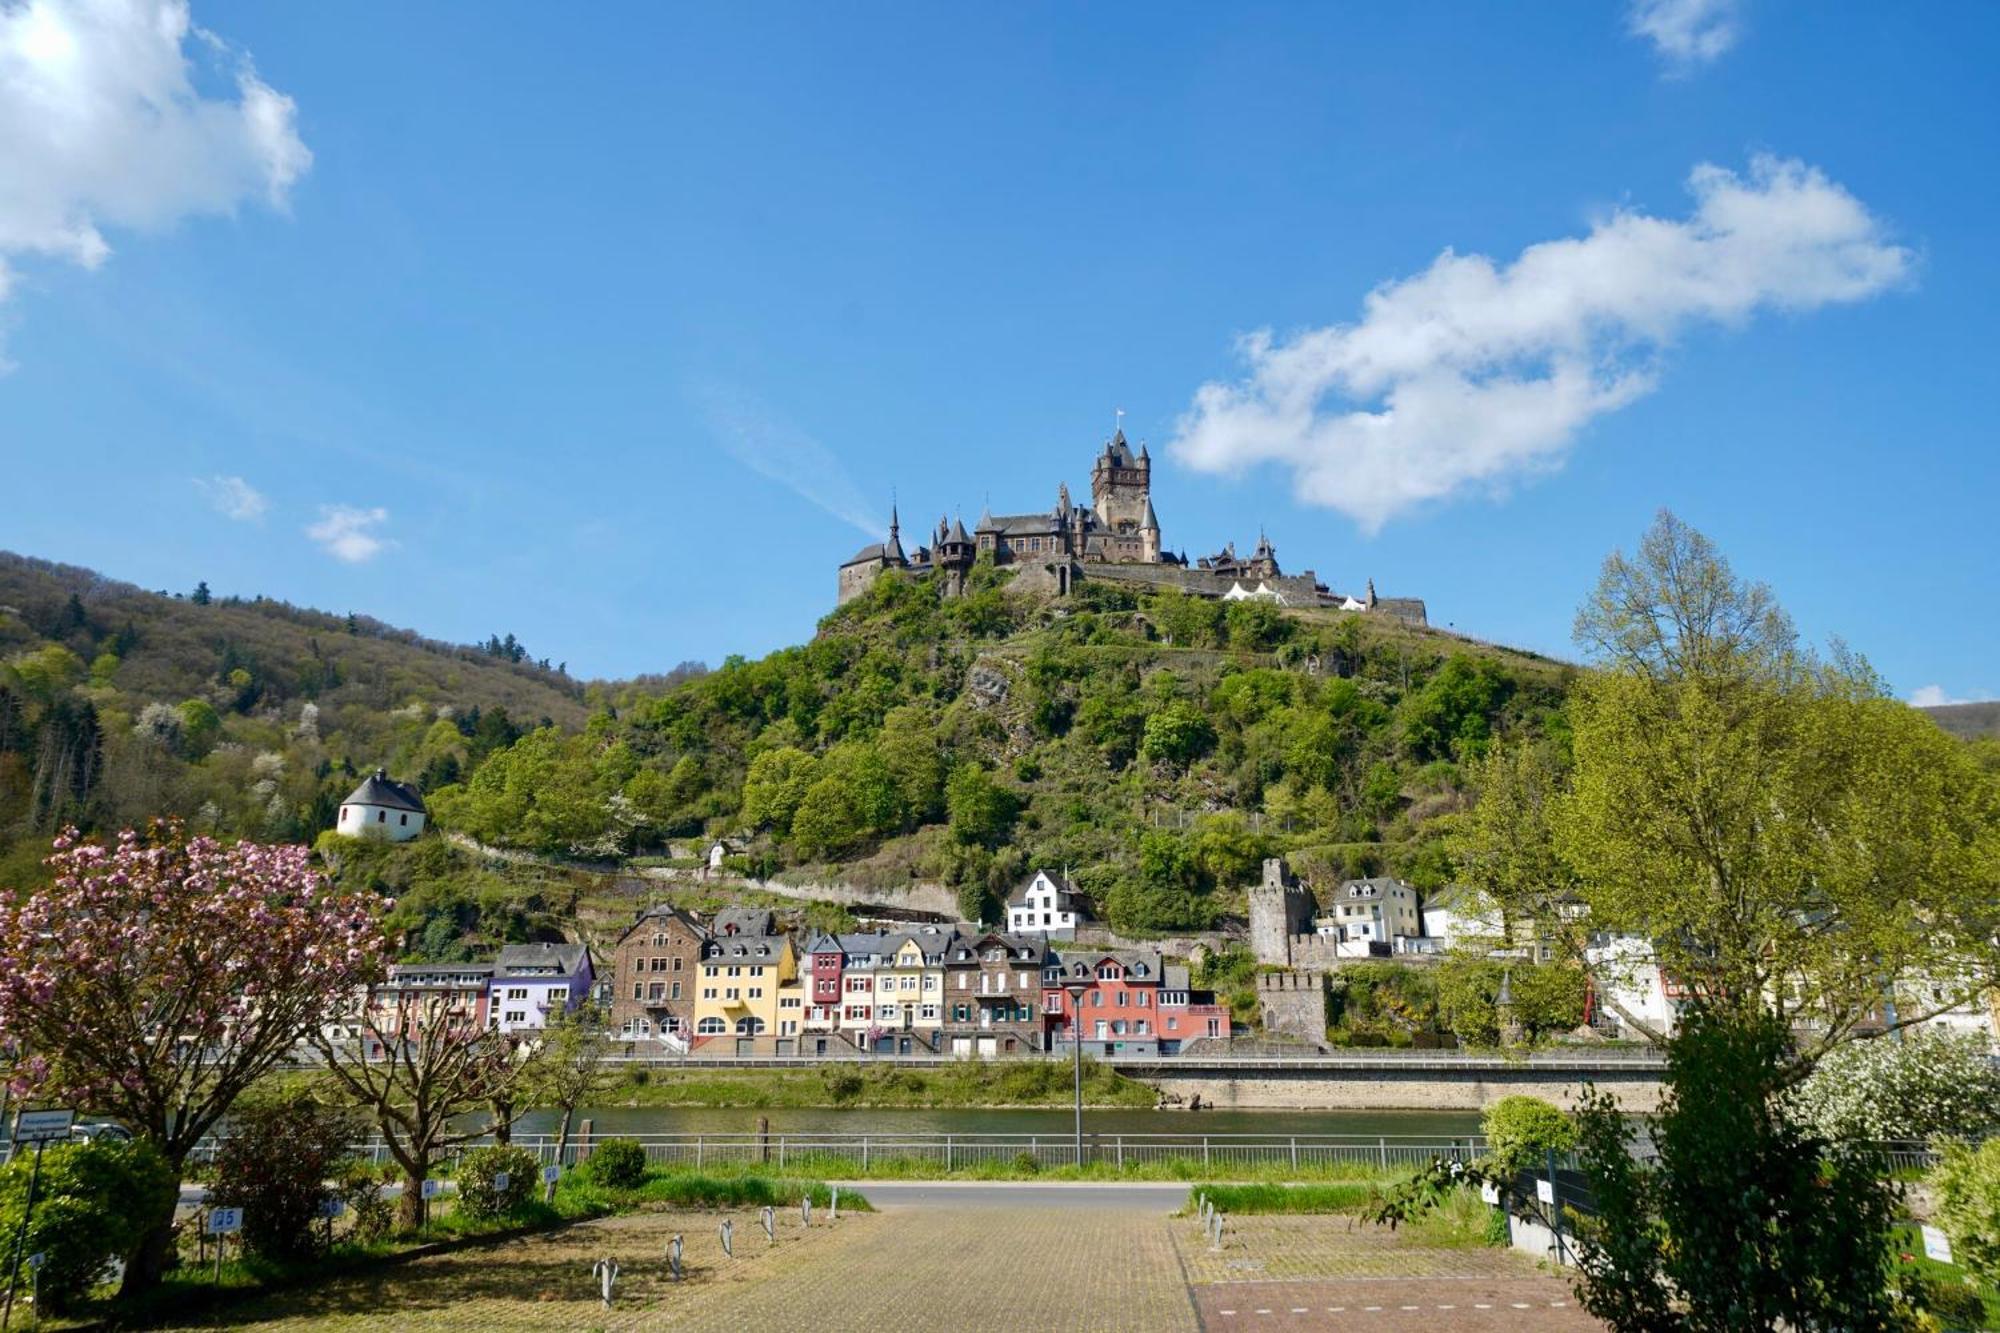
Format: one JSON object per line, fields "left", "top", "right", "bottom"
{"left": 1063, "top": 982, "right": 1090, "bottom": 1169}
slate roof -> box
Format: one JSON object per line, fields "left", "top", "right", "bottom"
{"left": 949, "top": 932, "right": 1049, "bottom": 965}
{"left": 1337, "top": 876, "right": 1415, "bottom": 903}
{"left": 615, "top": 904, "right": 705, "bottom": 947}
{"left": 494, "top": 942, "right": 591, "bottom": 978}
{"left": 704, "top": 934, "right": 789, "bottom": 963}
{"left": 1007, "top": 869, "right": 1084, "bottom": 909}
{"left": 713, "top": 908, "right": 775, "bottom": 939}
{"left": 1163, "top": 964, "right": 1191, "bottom": 991}
{"left": 342, "top": 768, "right": 426, "bottom": 813}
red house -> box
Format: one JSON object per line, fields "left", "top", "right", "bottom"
{"left": 1047, "top": 950, "right": 1163, "bottom": 1054}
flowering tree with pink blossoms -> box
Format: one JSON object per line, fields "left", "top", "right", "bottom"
{"left": 0, "top": 823, "right": 390, "bottom": 1292}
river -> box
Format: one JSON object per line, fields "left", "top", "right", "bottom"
{"left": 504, "top": 1106, "right": 1483, "bottom": 1138}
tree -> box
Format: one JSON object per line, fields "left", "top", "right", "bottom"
{"left": 1791, "top": 1027, "right": 2000, "bottom": 1143}
{"left": 0, "top": 824, "right": 389, "bottom": 1292}
{"left": 1467, "top": 513, "right": 2000, "bottom": 1063}
{"left": 0, "top": 1139, "right": 176, "bottom": 1313}
{"left": 521, "top": 1007, "right": 614, "bottom": 1201}
{"left": 1571, "top": 1006, "right": 1903, "bottom": 1331}
{"left": 190, "top": 580, "right": 212, "bottom": 606}
{"left": 1141, "top": 701, "right": 1215, "bottom": 768}
{"left": 740, "top": 746, "right": 819, "bottom": 835}
{"left": 1479, "top": 1095, "right": 1576, "bottom": 1177}
{"left": 945, "top": 764, "right": 1017, "bottom": 849}
{"left": 312, "top": 995, "right": 531, "bottom": 1230}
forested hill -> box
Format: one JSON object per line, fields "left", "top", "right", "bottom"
{"left": 0, "top": 551, "right": 594, "bottom": 883}
{"left": 433, "top": 566, "right": 1579, "bottom": 935}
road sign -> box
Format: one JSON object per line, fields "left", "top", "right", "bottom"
{"left": 1535, "top": 1179, "right": 1555, "bottom": 1206}
{"left": 420, "top": 1179, "right": 443, "bottom": 1199}
{"left": 10, "top": 1110, "right": 74, "bottom": 1144}
{"left": 1921, "top": 1225, "right": 1953, "bottom": 1264}
{"left": 543, "top": 1165, "right": 561, "bottom": 1184}
{"left": 493, "top": 1171, "right": 510, "bottom": 1192}
{"left": 205, "top": 1207, "right": 243, "bottom": 1235}
{"left": 24, "top": 1255, "right": 43, "bottom": 1272}
{"left": 1480, "top": 1181, "right": 1501, "bottom": 1205}
{"left": 317, "top": 1197, "right": 345, "bottom": 1219}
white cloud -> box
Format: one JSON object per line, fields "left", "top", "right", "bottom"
{"left": 306, "top": 505, "right": 392, "bottom": 563}
{"left": 1908, "top": 685, "right": 1981, "bottom": 709}
{"left": 1628, "top": 0, "right": 1742, "bottom": 69}
{"left": 1169, "top": 156, "right": 1910, "bottom": 533}
{"left": 194, "top": 473, "right": 267, "bottom": 521}
{"left": 0, "top": 0, "right": 310, "bottom": 354}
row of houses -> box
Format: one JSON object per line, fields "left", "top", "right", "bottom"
{"left": 607, "top": 900, "right": 1231, "bottom": 1058}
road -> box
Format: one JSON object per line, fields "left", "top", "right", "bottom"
{"left": 835, "top": 1180, "right": 1187, "bottom": 1210}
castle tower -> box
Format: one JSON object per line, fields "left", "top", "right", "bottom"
{"left": 1247, "top": 857, "right": 1315, "bottom": 967}
{"left": 1090, "top": 427, "right": 1153, "bottom": 541}
{"left": 936, "top": 516, "right": 975, "bottom": 598}
{"left": 1140, "top": 497, "right": 1161, "bottom": 562}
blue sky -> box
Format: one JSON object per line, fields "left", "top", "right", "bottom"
{"left": 2, "top": 2, "right": 1996, "bottom": 701}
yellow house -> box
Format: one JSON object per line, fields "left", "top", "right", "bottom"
{"left": 693, "top": 932, "right": 797, "bottom": 1041}
{"left": 875, "top": 927, "right": 954, "bottom": 1046}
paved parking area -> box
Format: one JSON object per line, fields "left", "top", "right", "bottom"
{"left": 154, "top": 1190, "right": 1594, "bottom": 1330}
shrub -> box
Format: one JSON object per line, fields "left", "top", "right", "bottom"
{"left": 1011, "top": 1151, "right": 1041, "bottom": 1175}
{"left": 1908, "top": 1273, "right": 1988, "bottom": 1329}
{"left": 1792, "top": 1029, "right": 2000, "bottom": 1143}
{"left": 454, "top": 1145, "right": 542, "bottom": 1221}
{"left": 208, "top": 1091, "right": 366, "bottom": 1262}
{"left": 335, "top": 1163, "right": 394, "bottom": 1245}
{"left": 582, "top": 1138, "right": 648, "bottom": 1190}
{"left": 0, "top": 1139, "right": 175, "bottom": 1312}
{"left": 1931, "top": 1138, "right": 2000, "bottom": 1284}
{"left": 1480, "top": 1096, "right": 1576, "bottom": 1177}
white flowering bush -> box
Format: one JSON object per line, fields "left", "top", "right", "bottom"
{"left": 1791, "top": 1028, "right": 2000, "bottom": 1142}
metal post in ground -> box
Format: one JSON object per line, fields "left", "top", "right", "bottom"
{"left": 1, "top": 1139, "right": 47, "bottom": 1332}
{"left": 1546, "top": 1148, "right": 1567, "bottom": 1265}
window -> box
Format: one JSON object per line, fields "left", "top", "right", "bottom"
{"left": 957, "top": 973, "right": 969, "bottom": 990}
{"left": 704, "top": 966, "right": 718, "bottom": 978}
{"left": 749, "top": 987, "right": 763, "bottom": 999}
{"left": 735, "top": 1017, "right": 765, "bottom": 1035}
{"left": 400, "top": 813, "right": 409, "bottom": 826}
{"left": 920, "top": 1005, "right": 937, "bottom": 1020}
{"left": 505, "top": 1010, "right": 526, "bottom": 1023}
{"left": 781, "top": 995, "right": 800, "bottom": 1008}
{"left": 1136, "top": 1021, "right": 1150, "bottom": 1035}
{"left": 507, "top": 988, "right": 528, "bottom": 1000}
{"left": 727, "top": 966, "right": 741, "bottom": 978}
{"left": 697, "top": 1017, "right": 726, "bottom": 1034}
{"left": 1116, "top": 991, "right": 1128, "bottom": 1007}
{"left": 702, "top": 987, "right": 717, "bottom": 999}
{"left": 670, "top": 982, "right": 682, "bottom": 1000}
{"left": 377, "top": 810, "right": 386, "bottom": 823}
{"left": 726, "top": 988, "right": 740, "bottom": 1000}
{"left": 1137, "top": 991, "right": 1150, "bottom": 1007}
{"left": 631, "top": 983, "right": 642, "bottom": 1000}
{"left": 672, "top": 957, "right": 683, "bottom": 971}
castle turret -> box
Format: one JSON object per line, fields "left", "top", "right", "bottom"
{"left": 1248, "top": 857, "right": 1315, "bottom": 967}
{"left": 936, "top": 516, "right": 975, "bottom": 598}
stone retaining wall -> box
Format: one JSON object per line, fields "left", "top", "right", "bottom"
{"left": 1148, "top": 1069, "right": 1662, "bottom": 1113}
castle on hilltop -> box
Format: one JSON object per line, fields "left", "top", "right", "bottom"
{"left": 836, "top": 427, "right": 1426, "bottom": 625}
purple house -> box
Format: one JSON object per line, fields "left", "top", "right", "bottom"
{"left": 487, "top": 942, "right": 594, "bottom": 1034}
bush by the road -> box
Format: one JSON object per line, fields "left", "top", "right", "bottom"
{"left": 0, "top": 1139, "right": 176, "bottom": 1312}
{"left": 454, "top": 1145, "right": 542, "bottom": 1221}
{"left": 208, "top": 1090, "right": 367, "bottom": 1262}
{"left": 581, "top": 1138, "right": 648, "bottom": 1190}
{"left": 1480, "top": 1095, "right": 1576, "bottom": 1177}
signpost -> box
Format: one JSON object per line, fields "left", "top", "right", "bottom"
{"left": 543, "top": 1163, "right": 561, "bottom": 1205}
{"left": 205, "top": 1207, "right": 243, "bottom": 1283}
{"left": 1480, "top": 1181, "right": 1502, "bottom": 1206}
{"left": 493, "top": 1171, "right": 510, "bottom": 1196}
{"left": 1921, "top": 1225, "right": 1953, "bottom": 1265}
{"left": 3, "top": 1109, "right": 74, "bottom": 1332}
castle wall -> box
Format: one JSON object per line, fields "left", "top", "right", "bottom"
{"left": 1256, "top": 971, "right": 1328, "bottom": 1044}
{"left": 1248, "top": 857, "right": 1315, "bottom": 966}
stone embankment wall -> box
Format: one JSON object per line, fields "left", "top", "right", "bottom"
{"left": 1147, "top": 1070, "right": 1662, "bottom": 1113}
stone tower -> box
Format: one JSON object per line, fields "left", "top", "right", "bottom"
{"left": 1248, "top": 857, "right": 1315, "bottom": 967}
{"left": 1090, "top": 429, "right": 1152, "bottom": 535}
{"left": 936, "top": 516, "right": 974, "bottom": 597}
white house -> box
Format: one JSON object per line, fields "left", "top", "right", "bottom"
{"left": 1331, "top": 877, "right": 1423, "bottom": 954}
{"left": 336, "top": 768, "right": 427, "bottom": 841}
{"left": 1584, "top": 935, "right": 1682, "bottom": 1039}
{"left": 1895, "top": 974, "right": 1999, "bottom": 1042}
{"left": 1007, "top": 870, "right": 1087, "bottom": 938}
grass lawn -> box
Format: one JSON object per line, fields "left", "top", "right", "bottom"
{"left": 600, "top": 1057, "right": 1158, "bottom": 1108}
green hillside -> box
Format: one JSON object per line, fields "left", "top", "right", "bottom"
{"left": 431, "top": 564, "right": 1578, "bottom": 934}
{"left": 0, "top": 551, "right": 592, "bottom": 883}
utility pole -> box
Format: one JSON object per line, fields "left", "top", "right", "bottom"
{"left": 1064, "top": 982, "right": 1090, "bottom": 1169}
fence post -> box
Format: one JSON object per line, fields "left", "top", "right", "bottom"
{"left": 1203, "top": 1137, "right": 1210, "bottom": 1170}
{"left": 1290, "top": 1137, "right": 1298, "bottom": 1172}
{"left": 1116, "top": 1136, "right": 1124, "bottom": 1170}
{"left": 695, "top": 1135, "right": 703, "bottom": 1170}
{"left": 1378, "top": 1136, "right": 1387, "bottom": 1170}
{"left": 778, "top": 1135, "right": 787, "bottom": 1170}
{"left": 862, "top": 1136, "right": 870, "bottom": 1173}
{"left": 945, "top": 1134, "right": 954, "bottom": 1172}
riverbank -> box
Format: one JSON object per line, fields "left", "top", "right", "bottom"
{"left": 595, "top": 1058, "right": 1160, "bottom": 1109}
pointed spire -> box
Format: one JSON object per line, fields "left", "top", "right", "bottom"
{"left": 1141, "top": 497, "right": 1159, "bottom": 531}
{"left": 1366, "top": 577, "right": 1377, "bottom": 607}
{"left": 1138, "top": 439, "right": 1150, "bottom": 462}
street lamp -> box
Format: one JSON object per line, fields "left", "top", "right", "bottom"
{"left": 1062, "top": 981, "right": 1090, "bottom": 1169}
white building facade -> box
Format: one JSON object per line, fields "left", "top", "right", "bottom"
{"left": 337, "top": 768, "right": 428, "bottom": 841}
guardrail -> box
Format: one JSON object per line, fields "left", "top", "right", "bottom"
{"left": 562, "top": 1048, "right": 1670, "bottom": 1072}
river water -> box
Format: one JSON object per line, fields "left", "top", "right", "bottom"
{"left": 505, "top": 1106, "right": 1483, "bottom": 1139}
